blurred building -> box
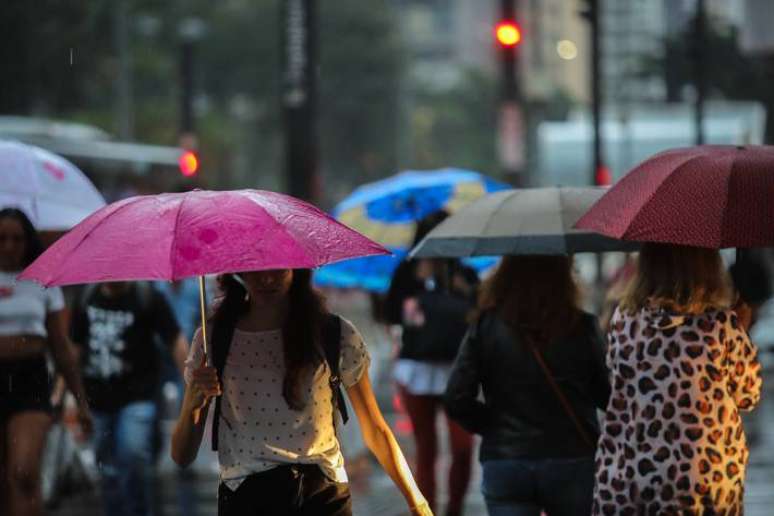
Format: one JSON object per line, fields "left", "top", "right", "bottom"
{"left": 393, "top": 0, "right": 589, "bottom": 103}
{"left": 536, "top": 100, "right": 765, "bottom": 187}
{"left": 394, "top": 0, "right": 496, "bottom": 91}
{"left": 520, "top": 0, "right": 589, "bottom": 104}
{"left": 739, "top": 0, "right": 774, "bottom": 55}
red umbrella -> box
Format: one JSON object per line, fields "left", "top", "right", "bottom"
{"left": 575, "top": 145, "right": 774, "bottom": 249}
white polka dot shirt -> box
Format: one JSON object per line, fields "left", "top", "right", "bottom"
{"left": 184, "top": 317, "right": 370, "bottom": 490}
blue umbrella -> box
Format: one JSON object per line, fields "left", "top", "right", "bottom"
{"left": 314, "top": 168, "right": 509, "bottom": 292}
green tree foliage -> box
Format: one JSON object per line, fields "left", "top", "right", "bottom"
{"left": 408, "top": 69, "right": 499, "bottom": 177}
{"left": 1, "top": 0, "right": 405, "bottom": 198}
{"left": 637, "top": 16, "right": 774, "bottom": 142}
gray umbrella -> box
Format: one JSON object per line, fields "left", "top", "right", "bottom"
{"left": 409, "top": 187, "right": 638, "bottom": 257}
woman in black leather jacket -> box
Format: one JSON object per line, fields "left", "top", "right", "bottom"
{"left": 444, "top": 255, "right": 610, "bottom": 516}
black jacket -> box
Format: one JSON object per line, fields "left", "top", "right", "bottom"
{"left": 384, "top": 260, "right": 478, "bottom": 362}
{"left": 444, "top": 310, "right": 610, "bottom": 461}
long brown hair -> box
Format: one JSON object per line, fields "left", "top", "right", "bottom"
{"left": 211, "top": 269, "right": 328, "bottom": 410}
{"left": 474, "top": 255, "right": 580, "bottom": 343}
{"left": 620, "top": 243, "right": 732, "bottom": 314}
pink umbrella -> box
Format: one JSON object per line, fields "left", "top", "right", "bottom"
{"left": 20, "top": 189, "right": 389, "bottom": 357}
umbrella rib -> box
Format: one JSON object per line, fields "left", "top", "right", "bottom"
{"left": 623, "top": 153, "right": 710, "bottom": 243}
{"left": 47, "top": 196, "right": 149, "bottom": 286}
{"left": 246, "top": 196, "right": 319, "bottom": 269}
{"left": 169, "top": 193, "right": 188, "bottom": 280}
{"left": 716, "top": 154, "right": 736, "bottom": 249}
{"left": 473, "top": 191, "right": 515, "bottom": 256}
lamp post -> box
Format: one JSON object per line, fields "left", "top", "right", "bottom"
{"left": 282, "top": 0, "right": 318, "bottom": 203}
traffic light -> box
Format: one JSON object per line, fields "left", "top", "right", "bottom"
{"left": 595, "top": 164, "right": 611, "bottom": 186}
{"left": 178, "top": 150, "right": 199, "bottom": 177}
{"left": 495, "top": 20, "right": 522, "bottom": 48}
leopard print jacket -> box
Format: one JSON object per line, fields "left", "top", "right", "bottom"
{"left": 592, "top": 306, "right": 762, "bottom": 516}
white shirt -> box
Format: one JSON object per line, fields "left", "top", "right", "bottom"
{"left": 184, "top": 317, "right": 370, "bottom": 490}
{"left": 0, "top": 271, "right": 64, "bottom": 337}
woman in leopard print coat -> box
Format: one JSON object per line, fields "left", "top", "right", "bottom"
{"left": 592, "top": 243, "right": 762, "bottom": 516}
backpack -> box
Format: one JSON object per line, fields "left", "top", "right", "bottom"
{"left": 210, "top": 313, "right": 349, "bottom": 451}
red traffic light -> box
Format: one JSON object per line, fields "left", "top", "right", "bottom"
{"left": 495, "top": 20, "right": 522, "bottom": 48}
{"left": 595, "top": 164, "right": 612, "bottom": 186}
{"left": 178, "top": 150, "right": 199, "bottom": 177}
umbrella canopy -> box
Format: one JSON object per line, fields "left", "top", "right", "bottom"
{"left": 410, "top": 187, "right": 638, "bottom": 258}
{"left": 0, "top": 140, "right": 105, "bottom": 230}
{"left": 315, "top": 168, "right": 509, "bottom": 291}
{"left": 19, "top": 189, "right": 390, "bottom": 287}
{"left": 575, "top": 145, "right": 774, "bottom": 249}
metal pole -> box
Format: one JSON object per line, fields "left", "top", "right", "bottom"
{"left": 180, "top": 41, "right": 194, "bottom": 135}
{"left": 113, "top": 0, "right": 133, "bottom": 140}
{"left": 693, "top": 0, "right": 706, "bottom": 145}
{"left": 497, "top": 0, "right": 526, "bottom": 186}
{"left": 282, "top": 0, "right": 318, "bottom": 203}
{"left": 589, "top": 0, "right": 604, "bottom": 184}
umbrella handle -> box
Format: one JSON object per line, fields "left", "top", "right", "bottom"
{"left": 198, "top": 276, "right": 209, "bottom": 365}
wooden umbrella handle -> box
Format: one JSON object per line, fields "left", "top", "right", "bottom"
{"left": 198, "top": 275, "right": 209, "bottom": 364}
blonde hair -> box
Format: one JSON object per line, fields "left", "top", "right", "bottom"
{"left": 620, "top": 243, "right": 732, "bottom": 314}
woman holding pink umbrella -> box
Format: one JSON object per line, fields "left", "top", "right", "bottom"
{"left": 18, "top": 189, "right": 433, "bottom": 515}
{"left": 171, "top": 269, "right": 432, "bottom": 515}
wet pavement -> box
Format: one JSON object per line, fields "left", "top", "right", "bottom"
{"left": 45, "top": 293, "right": 774, "bottom": 515}
{"left": 45, "top": 369, "right": 774, "bottom": 516}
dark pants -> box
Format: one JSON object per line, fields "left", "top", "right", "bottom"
{"left": 482, "top": 457, "right": 594, "bottom": 516}
{"left": 217, "top": 464, "right": 352, "bottom": 516}
{"left": 92, "top": 401, "right": 157, "bottom": 516}
{"left": 399, "top": 385, "right": 473, "bottom": 515}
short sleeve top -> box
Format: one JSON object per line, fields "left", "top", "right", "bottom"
{"left": 184, "top": 316, "right": 370, "bottom": 490}
{"left": 0, "top": 271, "right": 64, "bottom": 337}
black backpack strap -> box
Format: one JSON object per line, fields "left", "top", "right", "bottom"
{"left": 322, "top": 314, "right": 349, "bottom": 426}
{"left": 210, "top": 314, "right": 237, "bottom": 451}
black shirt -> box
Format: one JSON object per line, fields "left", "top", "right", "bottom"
{"left": 384, "top": 259, "right": 479, "bottom": 361}
{"left": 71, "top": 283, "right": 180, "bottom": 411}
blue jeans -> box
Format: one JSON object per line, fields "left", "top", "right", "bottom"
{"left": 92, "top": 401, "right": 157, "bottom": 516}
{"left": 482, "top": 456, "right": 594, "bottom": 516}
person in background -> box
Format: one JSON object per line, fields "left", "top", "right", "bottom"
{"left": 154, "top": 277, "right": 206, "bottom": 516}
{"left": 71, "top": 281, "right": 188, "bottom": 516}
{"left": 384, "top": 210, "right": 478, "bottom": 516}
{"left": 729, "top": 251, "right": 772, "bottom": 329}
{"left": 445, "top": 255, "right": 610, "bottom": 516}
{"left": 171, "top": 269, "right": 432, "bottom": 515}
{"left": 0, "top": 207, "right": 92, "bottom": 516}
{"left": 592, "top": 243, "right": 762, "bottom": 514}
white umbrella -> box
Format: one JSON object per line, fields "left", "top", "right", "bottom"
{"left": 0, "top": 140, "right": 105, "bottom": 230}
{"left": 410, "top": 187, "right": 639, "bottom": 257}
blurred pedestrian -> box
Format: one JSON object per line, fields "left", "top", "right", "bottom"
{"left": 154, "top": 277, "right": 207, "bottom": 516}
{"left": 0, "top": 207, "right": 92, "bottom": 516}
{"left": 384, "top": 210, "right": 477, "bottom": 516}
{"left": 171, "top": 269, "right": 432, "bottom": 515}
{"left": 592, "top": 243, "right": 762, "bottom": 514}
{"left": 71, "top": 281, "right": 188, "bottom": 516}
{"left": 445, "top": 255, "right": 610, "bottom": 516}
{"left": 729, "top": 251, "right": 772, "bottom": 329}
